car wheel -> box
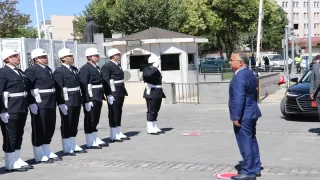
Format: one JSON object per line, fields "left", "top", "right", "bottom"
{"left": 280, "top": 97, "right": 293, "bottom": 120}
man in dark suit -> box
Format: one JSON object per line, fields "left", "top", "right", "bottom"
{"left": 142, "top": 55, "right": 166, "bottom": 135}
{"left": 228, "top": 52, "right": 262, "bottom": 180}
{"left": 101, "top": 48, "right": 129, "bottom": 142}
{"left": 310, "top": 56, "right": 320, "bottom": 114}
{"left": 54, "top": 48, "right": 87, "bottom": 155}
{"left": 25, "top": 48, "right": 61, "bottom": 163}
{"left": 79, "top": 47, "right": 108, "bottom": 149}
{"left": 0, "top": 50, "right": 32, "bottom": 172}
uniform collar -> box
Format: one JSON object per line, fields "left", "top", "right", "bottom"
{"left": 62, "top": 63, "right": 70, "bottom": 69}
{"left": 5, "top": 64, "right": 16, "bottom": 70}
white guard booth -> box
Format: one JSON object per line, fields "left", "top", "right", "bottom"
{"left": 103, "top": 27, "right": 208, "bottom": 84}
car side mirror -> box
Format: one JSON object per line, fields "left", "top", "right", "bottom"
{"left": 290, "top": 77, "right": 298, "bottom": 84}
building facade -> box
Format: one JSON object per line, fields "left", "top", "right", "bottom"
{"left": 276, "top": 0, "right": 320, "bottom": 53}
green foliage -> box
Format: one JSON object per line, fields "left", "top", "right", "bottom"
{"left": 0, "top": 0, "right": 31, "bottom": 38}
{"left": 14, "top": 26, "right": 44, "bottom": 38}
{"left": 74, "top": 0, "right": 288, "bottom": 57}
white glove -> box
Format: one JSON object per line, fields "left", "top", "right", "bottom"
{"left": 107, "top": 95, "right": 115, "bottom": 105}
{"left": 85, "top": 102, "right": 94, "bottom": 112}
{"left": 152, "top": 60, "right": 160, "bottom": 68}
{"left": 0, "top": 112, "right": 9, "bottom": 123}
{"left": 58, "top": 104, "right": 68, "bottom": 115}
{"left": 29, "top": 104, "right": 38, "bottom": 115}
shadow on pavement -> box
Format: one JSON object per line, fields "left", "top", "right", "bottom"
{"left": 281, "top": 116, "right": 319, "bottom": 122}
{"left": 308, "top": 128, "right": 320, "bottom": 136}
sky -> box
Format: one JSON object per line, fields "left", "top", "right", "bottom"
{"left": 16, "top": 0, "right": 91, "bottom": 26}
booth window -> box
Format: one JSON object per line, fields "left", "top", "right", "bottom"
{"left": 129, "top": 55, "right": 150, "bottom": 71}
{"left": 160, "top": 54, "right": 180, "bottom": 71}
{"left": 188, "top": 53, "right": 195, "bottom": 64}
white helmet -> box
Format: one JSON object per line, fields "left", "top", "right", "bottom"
{"left": 31, "top": 48, "right": 48, "bottom": 59}
{"left": 148, "top": 55, "right": 160, "bottom": 63}
{"left": 1, "top": 49, "right": 19, "bottom": 61}
{"left": 58, "top": 48, "right": 73, "bottom": 58}
{"left": 85, "top": 48, "right": 99, "bottom": 57}
{"left": 107, "top": 48, "right": 121, "bottom": 58}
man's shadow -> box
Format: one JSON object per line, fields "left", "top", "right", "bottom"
{"left": 308, "top": 128, "right": 320, "bottom": 136}
{"left": 234, "top": 161, "right": 264, "bottom": 172}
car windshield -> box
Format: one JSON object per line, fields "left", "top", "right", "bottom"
{"left": 300, "top": 69, "right": 312, "bottom": 83}
{"left": 268, "top": 54, "right": 283, "bottom": 61}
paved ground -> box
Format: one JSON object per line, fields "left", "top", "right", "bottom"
{"left": 0, "top": 101, "right": 319, "bottom": 180}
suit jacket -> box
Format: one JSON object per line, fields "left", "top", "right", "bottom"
{"left": 54, "top": 65, "right": 81, "bottom": 107}
{"left": 78, "top": 62, "right": 104, "bottom": 103}
{"left": 310, "top": 63, "right": 320, "bottom": 97}
{"left": 142, "top": 66, "right": 166, "bottom": 99}
{"left": 228, "top": 68, "right": 262, "bottom": 121}
{"left": 101, "top": 61, "right": 128, "bottom": 97}
{"left": 0, "top": 65, "right": 29, "bottom": 113}
{"left": 25, "top": 64, "right": 56, "bottom": 109}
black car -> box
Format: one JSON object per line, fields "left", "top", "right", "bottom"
{"left": 281, "top": 69, "right": 318, "bottom": 119}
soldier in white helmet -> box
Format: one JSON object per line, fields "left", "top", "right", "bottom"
{"left": 54, "top": 48, "right": 87, "bottom": 155}
{"left": 78, "top": 47, "right": 108, "bottom": 149}
{"left": 143, "top": 55, "right": 166, "bottom": 135}
{"left": 25, "top": 48, "right": 62, "bottom": 163}
{"left": 0, "top": 49, "right": 32, "bottom": 172}
{"left": 101, "top": 48, "right": 129, "bottom": 142}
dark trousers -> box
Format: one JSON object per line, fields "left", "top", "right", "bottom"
{"left": 146, "top": 98, "right": 162, "bottom": 122}
{"left": 316, "top": 96, "right": 320, "bottom": 118}
{"left": 0, "top": 113, "right": 27, "bottom": 153}
{"left": 288, "top": 64, "right": 292, "bottom": 74}
{"left": 108, "top": 97, "right": 124, "bottom": 128}
{"left": 84, "top": 101, "right": 102, "bottom": 134}
{"left": 60, "top": 106, "right": 81, "bottom": 138}
{"left": 31, "top": 108, "right": 56, "bottom": 147}
{"left": 233, "top": 118, "right": 261, "bottom": 176}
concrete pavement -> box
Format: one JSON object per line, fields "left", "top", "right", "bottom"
{"left": 0, "top": 103, "right": 319, "bottom": 180}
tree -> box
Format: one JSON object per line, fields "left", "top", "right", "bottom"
{"left": 260, "top": 0, "right": 288, "bottom": 50}
{"left": 0, "top": 0, "right": 31, "bottom": 38}
{"left": 15, "top": 27, "right": 44, "bottom": 38}
{"left": 211, "top": 0, "right": 259, "bottom": 59}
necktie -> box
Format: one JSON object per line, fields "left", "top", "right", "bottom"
{"left": 14, "top": 67, "right": 21, "bottom": 76}
{"left": 118, "top": 63, "right": 122, "bottom": 70}
{"left": 46, "top": 66, "right": 52, "bottom": 75}
{"left": 96, "top": 66, "right": 101, "bottom": 73}
{"left": 69, "top": 66, "right": 76, "bottom": 74}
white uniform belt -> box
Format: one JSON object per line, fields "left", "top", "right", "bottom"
{"left": 150, "top": 85, "right": 162, "bottom": 88}
{"left": 114, "top": 80, "right": 124, "bottom": 84}
{"left": 8, "top": 91, "right": 27, "bottom": 97}
{"left": 67, "top": 86, "right": 80, "bottom": 92}
{"left": 92, "top": 84, "right": 103, "bottom": 88}
{"left": 38, "top": 88, "right": 55, "bottom": 93}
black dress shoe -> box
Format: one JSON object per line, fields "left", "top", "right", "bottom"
{"left": 148, "top": 132, "right": 159, "bottom": 135}
{"left": 238, "top": 171, "right": 261, "bottom": 177}
{"left": 35, "top": 158, "right": 54, "bottom": 164}
{"left": 231, "top": 174, "right": 256, "bottom": 180}
{"left": 121, "top": 137, "right": 131, "bottom": 140}
{"left": 6, "top": 167, "right": 28, "bottom": 172}
{"left": 50, "top": 156, "right": 63, "bottom": 161}
{"left": 157, "top": 131, "right": 165, "bottom": 134}
{"left": 110, "top": 139, "right": 123, "bottom": 143}
{"left": 22, "top": 164, "right": 34, "bottom": 169}
{"left": 65, "top": 152, "right": 76, "bottom": 156}
{"left": 87, "top": 146, "right": 102, "bottom": 149}
{"left": 75, "top": 149, "right": 88, "bottom": 153}
{"left": 99, "top": 143, "right": 109, "bottom": 147}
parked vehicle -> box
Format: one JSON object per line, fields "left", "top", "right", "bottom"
{"left": 280, "top": 69, "right": 318, "bottom": 119}
{"left": 260, "top": 53, "right": 285, "bottom": 71}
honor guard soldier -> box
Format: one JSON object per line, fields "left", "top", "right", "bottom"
{"left": 54, "top": 48, "right": 87, "bottom": 155}
{"left": 79, "top": 47, "right": 108, "bottom": 149}
{"left": 0, "top": 50, "right": 32, "bottom": 172}
{"left": 25, "top": 48, "right": 62, "bottom": 163}
{"left": 101, "top": 48, "right": 129, "bottom": 142}
{"left": 143, "top": 55, "right": 166, "bottom": 135}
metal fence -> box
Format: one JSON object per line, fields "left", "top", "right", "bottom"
{"left": 198, "top": 67, "right": 234, "bottom": 82}
{"left": 173, "top": 83, "right": 199, "bottom": 104}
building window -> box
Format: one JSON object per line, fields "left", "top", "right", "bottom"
{"left": 294, "top": 13, "right": 299, "bottom": 19}
{"left": 304, "top": 1, "right": 308, "bottom": 7}
{"left": 296, "top": 1, "right": 299, "bottom": 7}
{"left": 294, "top": 23, "right": 299, "bottom": 29}
{"left": 285, "top": 2, "right": 288, "bottom": 7}
{"left": 129, "top": 55, "right": 150, "bottom": 71}
{"left": 305, "top": 34, "right": 308, "bottom": 37}
{"left": 304, "top": 23, "right": 308, "bottom": 29}
{"left": 160, "top": 54, "right": 180, "bottom": 71}
{"left": 188, "top": 54, "right": 195, "bottom": 64}
{"left": 315, "top": 23, "right": 320, "bottom": 29}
